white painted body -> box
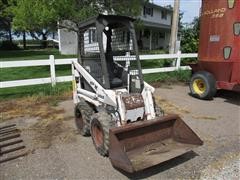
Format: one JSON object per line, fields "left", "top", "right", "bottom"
{"left": 72, "top": 61, "right": 157, "bottom": 126}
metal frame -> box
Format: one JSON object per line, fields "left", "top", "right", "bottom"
{"left": 77, "top": 14, "right": 144, "bottom": 90}
{"left": 72, "top": 60, "right": 156, "bottom": 122}
{"left": 72, "top": 61, "right": 118, "bottom": 106}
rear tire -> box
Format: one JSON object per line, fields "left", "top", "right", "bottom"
{"left": 189, "top": 71, "right": 216, "bottom": 100}
{"left": 155, "top": 104, "right": 164, "bottom": 117}
{"left": 153, "top": 96, "right": 164, "bottom": 116}
{"left": 74, "top": 100, "right": 94, "bottom": 136}
{"left": 90, "top": 110, "right": 115, "bottom": 157}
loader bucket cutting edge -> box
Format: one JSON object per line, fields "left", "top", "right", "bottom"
{"left": 109, "top": 114, "right": 203, "bottom": 173}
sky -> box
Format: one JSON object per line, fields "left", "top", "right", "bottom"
{"left": 153, "top": 0, "right": 202, "bottom": 23}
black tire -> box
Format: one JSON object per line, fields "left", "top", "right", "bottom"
{"left": 189, "top": 71, "right": 216, "bottom": 100}
{"left": 74, "top": 100, "right": 94, "bottom": 136}
{"left": 155, "top": 104, "right": 164, "bottom": 117}
{"left": 153, "top": 96, "right": 164, "bottom": 117}
{"left": 90, "top": 110, "right": 115, "bottom": 157}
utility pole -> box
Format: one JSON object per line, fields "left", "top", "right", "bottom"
{"left": 169, "top": 0, "right": 180, "bottom": 54}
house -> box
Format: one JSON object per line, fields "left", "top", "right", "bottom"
{"left": 137, "top": 3, "right": 172, "bottom": 50}
{"left": 58, "top": 3, "right": 172, "bottom": 54}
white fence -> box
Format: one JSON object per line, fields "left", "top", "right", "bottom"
{"left": 0, "top": 51, "right": 197, "bottom": 88}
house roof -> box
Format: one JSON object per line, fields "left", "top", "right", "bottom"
{"left": 143, "top": 21, "right": 171, "bottom": 30}
{"left": 145, "top": 2, "right": 173, "bottom": 12}
{"left": 77, "top": 14, "right": 135, "bottom": 30}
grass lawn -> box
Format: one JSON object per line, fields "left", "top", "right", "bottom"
{"left": 0, "top": 49, "right": 73, "bottom": 81}
{"left": 0, "top": 82, "right": 72, "bottom": 100}
{"left": 0, "top": 48, "right": 76, "bottom": 61}
{"left": 0, "top": 48, "right": 175, "bottom": 81}
{"left": 0, "top": 49, "right": 74, "bottom": 100}
{"left": 0, "top": 48, "right": 191, "bottom": 100}
{"left": 0, "top": 70, "right": 191, "bottom": 101}
{"left": 144, "top": 70, "right": 191, "bottom": 83}
{"left": 0, "top": 65, "right": 72, "bottom": 81}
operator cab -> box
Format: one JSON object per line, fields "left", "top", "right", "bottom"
{"left": 78, "top": 14, "right": 144, "bottom": 93}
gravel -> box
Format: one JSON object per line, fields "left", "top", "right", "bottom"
{"left": 0, "top": 85, "right": 239, "bottom": 179}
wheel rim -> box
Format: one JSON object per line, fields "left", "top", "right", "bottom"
{"left": 193, "top": 78, "right": 206, "bottom": 95}
{"left": 92, "top": 121, "right": 103, "bottom": 147}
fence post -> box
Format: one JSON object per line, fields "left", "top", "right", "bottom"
{"left": 50, "top": 55, "right": 56, "bottom": 86}
{"left": 176, "top": 50, "right": 181, "bottom": 69}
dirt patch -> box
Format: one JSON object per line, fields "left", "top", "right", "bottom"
{"left": 154, "top": 95, "right": 190, "bottom": 117}
{"left": 0, "top": 91, "right": 71, "bottom": 122}
{"left": 150, "top": 81, "right": 187, "bottom": 89}
{"left": 29, "top": 117, "right": 77, "bottom": 149}
{"left": 192, "top": 115, "right": 219, "bottom": 120}
{"left": 154, "top": 94, "right": 219, "bottom": 121}
{"left": 1, "top": 92, "right": 76, "bottom": 149}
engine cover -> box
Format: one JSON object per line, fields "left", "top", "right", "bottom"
{"left": 121, "top": 94, "right": 145, "bottom": 123}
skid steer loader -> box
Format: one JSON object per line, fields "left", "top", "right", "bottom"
{"left": 72, "top": 14, "right": 203, "bottom": 173}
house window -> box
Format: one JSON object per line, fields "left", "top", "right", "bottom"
{"left": 159, "top": 32, "right": 165, "bottom": 39}
{"left": 143, "top": 6, "right": 153, "bottom": 17}
{"left": 89, "top": 29, "right": 97, "bottom": 44}
{"left": 228, "top": 0, "right": 235, "bottom": 9}
{"left": 161, "top": 10, "right": 167, "bottom": 20}
{"left": 223, "top": 46, "right": 232, "bottom": 60}
{"left": 234, "top": 22, "right": 240, "bottom": 36}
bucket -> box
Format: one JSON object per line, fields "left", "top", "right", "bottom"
{"left": 109, "top": 114, "right": 203, "bottom": 173}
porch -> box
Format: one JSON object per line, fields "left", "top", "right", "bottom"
{"left": 136, "top": 27, "right": 170, "bottom": 51}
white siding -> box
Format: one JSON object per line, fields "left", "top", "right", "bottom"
{"left": 141, "top": 30, "right": 170, "bottom": 50}
{"left": 140, "top": 7, "right": 172, "bottom": 26}
{"left": 59, "top": 28, "right": 78, "bottom": 55}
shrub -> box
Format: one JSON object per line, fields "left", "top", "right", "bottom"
{"left": 0, "top": 41, "right": 20, "bottom": 50}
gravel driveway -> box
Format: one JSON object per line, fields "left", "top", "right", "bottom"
{"left": 1, "top": 85, "right": 239, "bottom": 179}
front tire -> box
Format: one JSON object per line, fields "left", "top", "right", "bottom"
{"left": 189, "top": 71, "right": 216, "bottom": 100}
{"left": 90, "top": 110, "right": 115, "bottom": 157}
{"left": 74, "top": 100, "right": 94, "bottom": 136}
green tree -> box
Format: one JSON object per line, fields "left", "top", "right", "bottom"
{"left": 10, "top": 0, "right": 58, "bottom": 48}
{"left": 180, "top": 17, "right": 200, "bottom": 53}
{"left": 103, "top": 0, "right": 145, "bottom": 17}
{"left": 51, "top": 0, "right": 147, "bottom": 31}
{"left": 10, "top": 0, "right": 147, "bottom": 49}
{"left": 0, "top": 0, "right": 13, "bottom": 43}
{"left": 55, "top": 0, "right": 148, "bottom": 56}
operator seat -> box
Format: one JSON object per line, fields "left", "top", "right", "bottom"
{"left": 106, "top": 53, "right": 123, "bottom": 88}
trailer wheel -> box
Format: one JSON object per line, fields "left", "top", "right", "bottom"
{"left": 74, "top": 100, "right": 94, "bottom": 136}
{"left": 90, "top": 110, "right": 115, "bottom": 157}
{"left": 190, "top": 71, "right": 216, "bottom": 100}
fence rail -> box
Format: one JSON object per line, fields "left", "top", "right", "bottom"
{"left": 0, "top": 51, "right": 197, "bottom": 88}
